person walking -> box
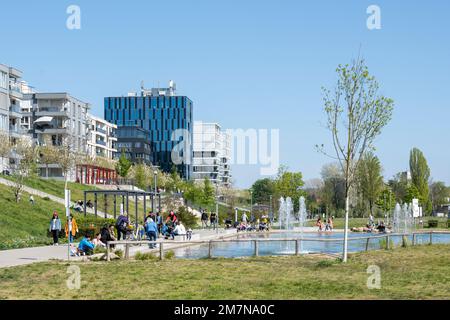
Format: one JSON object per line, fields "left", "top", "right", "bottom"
{"left": 65, "top": 214, "right": 79, "bottom": 243}
{"left": 145, "top": 217, "right": 158, "bottom": 248}
{"left": 115, "top": 213, "right": 129, "bottom": 240}
{"left": 210, "top": 212, "right": 217, "bottom": 230}
{"left": 155, "top": 212, "right": 163, "bottom": 235}
{"left": 242, "top": 212, "right": 248, "bottom": 225}
{"left": 201, "top": 210, "right": 209, "bottom": 229}
{"left": 29, "top": 195, "right": 35, "bottom": 206}
{"left": 49, "top": 211, "right": 61, "bottom": 245}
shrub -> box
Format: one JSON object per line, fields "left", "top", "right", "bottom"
{"left": 114, "top": 249, "right": 123, "bottom": 258}
{"left": 93, "top": 246, "right": 107, "bottom": 254}
{"left": 447, "top": 220, "right": 450, "bottom": 229}
{"left": 379, "top": 238, "right": 394, "bottom": 250}
{"left": 176, "top": 206, "right": 199, "bottom": 229}
{"left": 315, "top": 259, "right": 337, "bottom": 268}
{"left": 43, "top": 196, "right": 51, "bottom": 201}
{"left": 135, "top": 251, "right": 157, "bottom": 261}
{"left": 164, "top": 250, "right": 175, "bottom": 260}
{"left": 427, "top": 220, "right": 439, "bottom": 228}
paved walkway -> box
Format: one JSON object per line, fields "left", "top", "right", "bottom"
{"left": 0, "top": 228, "right": 237, "bottom": 268}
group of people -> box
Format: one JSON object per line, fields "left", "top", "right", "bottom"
{"left": 236, "top": 213, "right": 270, "bottom": 232}
{"left": 351, "top": 215, "right": 388, "bottom": 233}
{"left": 316, "top": 217, "right": 334, "bottom": 232}
{"left": 72, "top": 200, "right": 93, "bottom": 212}
{"left": 200, "top": 210, "right": 218, "bottom": 230}
{"left": 49, "top": 211, "right": 104, "bottom": 256}
{"left": 49, "top": 211, "right": 79, "bottom": 246}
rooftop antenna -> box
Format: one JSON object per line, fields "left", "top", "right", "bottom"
{"left": 140, "top": 80, "right": 145, "bottom": 95}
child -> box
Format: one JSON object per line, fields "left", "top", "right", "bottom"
{"left": 186, "top": 228, "right": 193, "bottom": 240}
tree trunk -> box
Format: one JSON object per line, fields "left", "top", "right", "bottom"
{"left": 342, "top": 196, "right": 350, "bottom": 262}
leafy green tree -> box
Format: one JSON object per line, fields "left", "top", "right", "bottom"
{"left": 320, "top": 163, "right": 345, "bottom": 217}
{"left": 376, "top": 187, "right": 396, "bottom": 212}
{"left": 251, "top": 178, "right": 275, "bottom": 205}
{"left": 404, "top": 184, "right": 420, "bottom": 204}
{"left": 409, "top": 148, "right": 431, "bottom": 213}
{"left": 115, "top": 150, "right": 132, "bottom": 178}
{"left": 274, "top": 166, "right": 305, "bottom": 212}
{"left": 429, "top": 181, "right": 449, "bottom": 213}
{"left": 182, "top": 181, "right": 203, "bottom": 207}
{"left": 318, "top": 56, "right": 394, "bottom": 262}
{"left": 134, "top": 162, "right": 147, "bottom": 190}
{"left": 356, "top": 152, "right": 384, "bottom": 216}
{"left": 388, "top": 172, "right": 409, "bottom": 203}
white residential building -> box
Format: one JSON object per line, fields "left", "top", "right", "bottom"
{"left": 87, "top": 114, "right": 117, "bottom": 160}
{"left": 22, "top": 92, "right": 90, "bottom": 178}
{"left": 192, "top": 122, "right": 231, "bottom": 186}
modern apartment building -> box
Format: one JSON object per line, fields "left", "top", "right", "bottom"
{"left": 0, "top": 63, "right": 31, "bottom": 171}
{"left": 104, "top": 81, "right": 193, "bottom": 179}
{"left": 192, "top": 122, "right": 231, "bottom": 186}
{"left": 22, "top": 92, "right": 90, "bottom": 178}
{"left": 115, "top": 126, "right": 153, "bottom": 165}
{"left": 87, "top": 114, "right": 117, "bottom": 160}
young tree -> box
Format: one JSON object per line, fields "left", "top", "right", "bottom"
{"left": 54, "top": 139, "right": 77, "bottom": 189}
{"left": 201, "top": 178, "right": 215, "bottom": 210}
{"left": 39, "top": 138, "right": 58, "bottom": 179}
{"left": 376, "top": 187, "right": 396, "bottom": 213}
{"left": 0, "top": 131, "right": 11, "bottom": 173}
{"left": 10, "top": 138, "right": 38, "bottom": 202}
{"left": 356, "top": 152, "right": 384, "bottom": 216}
{"left": 409, "top": 148, "right": 431, "bottom": 213}
{"left": 318, "top": 57, "right": 394, "bottom": 262}
{"left": 134, "top": 162, "right": 147, "bottom": 190}
{"left": 115, "top": 149, "right": 132, "bottom": 179}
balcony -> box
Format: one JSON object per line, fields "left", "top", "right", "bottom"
{"left": 96, "top": 140, "right": 107, "bottom": 147}
{"left": 9, "top": 81, "right": 23, "bottom": 99}
{"left": 95, "top": 127, "right": 107, "bottom": 134}
{"left": 9, "top": 126, "right": 27, "bottom": 137}
{"left": 35, "top": 108, "right": 69, "bottom": 117}
{"left": 9, "top": 105, "right": 22, "bottom": 118}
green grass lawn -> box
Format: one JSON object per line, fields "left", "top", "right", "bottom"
{"left": 1, "top": 175, "right": 150, "bottom": 223}
{"left": 0, "top": 182, "right": 113, "bottom": 250}
{"left": 0, "top": 244, "right": 448, "bottom": 300}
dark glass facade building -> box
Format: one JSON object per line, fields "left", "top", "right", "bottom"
{"left": 104, "top": 93, "right": 193, "bottom": 179}
{"left": 115, "top": 126, "right": 153, "bottom": 165}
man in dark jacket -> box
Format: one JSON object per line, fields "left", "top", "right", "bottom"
{"left": 115, "top": 214, "right": 129, "bottom": 240}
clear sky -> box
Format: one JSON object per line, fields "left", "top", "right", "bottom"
{"left": 1, "top": 0, "right": 449, "bottom": 188}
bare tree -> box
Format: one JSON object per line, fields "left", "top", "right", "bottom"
{"left": 0, "top": 131, "right": 11, "bottom": 173}
{"left": 318, "top": 57, "right": 394, "bottom": 262}
{"left": 54, "top": 138, "right": 77, "bottom": 189}
{"left": 10, "top": 138, "right": 38, "bottom": 202}
{"left": 39, "top": 136, "right": 58, "bottom": 179}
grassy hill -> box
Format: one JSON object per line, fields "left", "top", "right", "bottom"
{"left": 0, "top": 182, "right": 113, "bottom": 250}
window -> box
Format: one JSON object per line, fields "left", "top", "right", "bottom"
{"left": 0, "top": 72, "right": 7, "bottom": 89}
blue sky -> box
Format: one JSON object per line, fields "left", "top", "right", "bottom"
{"left": 1, "top": 0, "right": 449, "bottom": 188}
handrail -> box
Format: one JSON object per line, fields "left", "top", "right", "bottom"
{"left": 105, "top": 230, "right": 448, "bottom": 261}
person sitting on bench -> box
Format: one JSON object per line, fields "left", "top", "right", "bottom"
{"left": 172, "top": 221, "right": 186, "bottom": 240}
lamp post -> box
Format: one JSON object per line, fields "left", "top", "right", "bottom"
{"left": 250, "top": 190, "right": 253, "bottom": 223}
{"left": 152, "top": 170, "right": 157, "bottom": 212}
{"left": 269, "top": 195, "right": 273, "bottom": 223}
{"left": 215, "top": 183, "right": 219, "bottom": 234}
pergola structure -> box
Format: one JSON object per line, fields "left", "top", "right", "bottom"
{"left": 83, "top": 190, "right": 161, "bottom": 228}
{"left": 76, "top": 164, "right": 118, "bottom": 185}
